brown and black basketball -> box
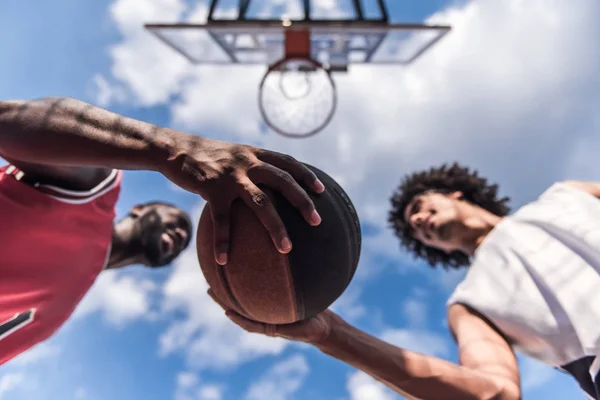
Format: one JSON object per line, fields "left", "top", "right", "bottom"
{"left": 196, "top": 164, "right": 361, "bottom": 325}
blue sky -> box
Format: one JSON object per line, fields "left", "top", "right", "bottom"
{"left": 1, "top": 0, "right": 599, "bottom": 399}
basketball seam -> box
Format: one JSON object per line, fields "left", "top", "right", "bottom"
{"left": 331, "top": 184, "right": 362, "bottom": 272}
{"left": 217, "top": 262, "right": 251, "bottom": 318}
{"left": 283, "top": 254, "right": 302, "bottom": 321}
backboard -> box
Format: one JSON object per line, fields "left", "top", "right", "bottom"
{"left": 145, "top": 0, "right": 451, "bottom": 138}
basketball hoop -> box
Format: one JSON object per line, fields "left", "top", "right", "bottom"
{"left": 259, "top": 57, "right": 336, "bottom": 138}
{"left": 145, "top": 1, "right": 452, "bottom": 139}
{"left": 258, "top": 29, "right": 337, "bottom": 139}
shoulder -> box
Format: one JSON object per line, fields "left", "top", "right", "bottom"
{"left": 0, "top": 164, "right": 122, "bottom": 206}
{"left": 538, "top": 180, "right": 600, "bottom": 199}
{"left": 504, "top": 181, "right": 589, "bottom": 215}
{"left": 560, "top": 180, "right": 600, "bottom": 198}
{"left": 514, "top": 180, "right": 600, "bottom": 213}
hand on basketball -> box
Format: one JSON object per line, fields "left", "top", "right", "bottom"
{"left": 160, "top": 133, "right": 324, "bottom": 265}
{"left": 208, "top": 289, "right": 335, "bottom": 344}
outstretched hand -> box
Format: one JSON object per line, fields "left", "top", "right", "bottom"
{"left": 161, "top": 134, "right": 325, "bottom": 265}
{"left": 208, "top": 289, "right": 336, "bottom": 344}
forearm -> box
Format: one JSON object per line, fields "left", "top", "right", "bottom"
{"left": 0, "top": 97, "right": 189, "bottom": 171}
{"left": 315, "top": 320, "right": 512, "bottom": 400}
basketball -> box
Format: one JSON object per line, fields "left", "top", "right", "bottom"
{"left": 196, "top": 164, "right": 362, "bottom": 325}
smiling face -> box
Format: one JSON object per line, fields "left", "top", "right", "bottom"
{"left": 133, "top": 203, "right": 192, "bottom": 267}
{"left": 403, "top": 190, "right": 466, "bottom": 254}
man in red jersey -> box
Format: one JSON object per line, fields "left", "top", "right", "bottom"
{"left": 0, "top": 97, "right": 324, "bottom": 366}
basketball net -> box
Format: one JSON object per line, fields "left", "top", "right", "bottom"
{"left": 259, "top": 29, "right": 337, "bottom": 138}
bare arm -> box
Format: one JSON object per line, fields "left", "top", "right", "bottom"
{"left": 447, "top": 304, "right": 521, "bottom": 398}
{"left": 312, "top": 305, "right": 521, "bottom": 400}
{"left": 221, "top": 293, "right": 521, "bottom": 400}
{"left": 563, "top": 180, "right": 600, "bottom": 199}
{"left": 0, "top": 97, "right": 176, "bottom": 190}
{"left": 0, "top": 96, "right": 325, "bottom": 263}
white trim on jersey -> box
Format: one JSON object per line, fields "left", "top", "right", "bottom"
{"left": 43, "top": 169, "right": 121, "bottom": 205}
{"left": 0, "top": 309, "right": 36, "bottom": 341}
{"left": 5, "top": 165, "right": 122, "bottom": 205}
{"left": 39, "top": 169, "right": 119, "bottom": 197}
{"left": 101, "top": 242, "right": 113, "bottom": 271}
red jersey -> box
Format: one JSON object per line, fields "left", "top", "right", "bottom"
{"left": 0, "top": 165, "right": 122, "bottom": 366}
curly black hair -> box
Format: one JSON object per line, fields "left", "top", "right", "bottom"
{"left": 388, "top": 162, "right": 511, "bottom": 269}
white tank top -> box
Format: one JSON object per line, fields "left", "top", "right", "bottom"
{"left": 448, "top": 182, "right": 600, "bottom": 374}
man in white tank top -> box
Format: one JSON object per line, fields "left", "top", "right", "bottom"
{"left": 213, "top": 162, "right": 600, "bottom": 399}
{"left": 388, "top": 162, "right": 600, "bottom": 399}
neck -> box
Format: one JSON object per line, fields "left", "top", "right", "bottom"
{"left": 458, "top": 208, "right": 503, "bottom": 256}
{"left": 106, "top": 221, "right": 144, "bottom": 270}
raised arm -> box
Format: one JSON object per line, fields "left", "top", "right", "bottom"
{"left": 313, "top": 303, "right": 520, "bottom": 400}
{"left": 0, "top": 97, "right": 324, "bottom": 264}
{"left": 446, "top": 303, "right": 521, "bottom": 399}
{"left": 0, "top": 97, "right": 152, "bottom": 190}
{"left": 563, "top": 180, "right": 600, "bottom": 198}
{"left": 0, "top": 97, "right": 171, "bottom": 167}
{"left": 221, "top": 302, "right": 521, "bottom": 400}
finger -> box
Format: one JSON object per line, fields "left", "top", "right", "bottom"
{"left": 249, "top": 163, "right": 321, "bottom": 226}
{"left": 209, "top": 203, "right": 231, "bottom": 265}
{"left": 208, "top": 290, "right": 266, "bottom": 333}
{"left": 237, "top": 177, "right": 292, "bottom": 254}
{"left": 225, "top": 310, "right": 277, "bottom": 336}
{"left": 256, "top": 150, "right": 325, "bottom": 194}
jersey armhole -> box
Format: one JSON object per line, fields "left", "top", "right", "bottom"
{"left": 38, "top": 169, "right": 122, "bottom": 204}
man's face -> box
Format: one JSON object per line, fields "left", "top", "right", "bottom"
{"left": 403, "top": 191, "right": 464, "bottom": 253}
{"left": 134, "top": 204, "right": 192, "bottom": 267}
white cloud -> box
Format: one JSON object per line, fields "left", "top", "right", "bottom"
{"left": 177, "top": 371, "right": 199, "bottom": 390}
{"left": 402, "top": 298, "right": 428, "bottom": 328}
{"left": 91, "top": 74, "right": 126, "bottom": 107}
{"left": 244, "top": 354, "right": 310, "bottom": 400}
{"left": 0, "top": 338, "right": 62, "bottom": 399}
{"left": 8, "top": 342, "right": 60, "bottom": 367}
{"left": 346, "top": 371, "right": 396, "bottom": 400}
{"left": 197, "top": 385, "right": 223, "bottom": 400}
{"left": 175, "top": 371, "right": 223, "bottom": 400}
{"left": 103, "top": 0, "right": 190, "bottom": 105}
{"left": 73, "top": 270, "right": 157, "bottom": 327}
{"left": 0, "top": 373, "right": 26, "bottom": 400}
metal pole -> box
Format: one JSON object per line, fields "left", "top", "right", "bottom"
{"left": 207, "top": 0, "right": 219, "bottom": 22}
{"left": 375, "top": 0, "right": 389, "bottom": 22}
{"left": 303, "top": 0, "right": 311, "bottom": 21}
{"left": 239, "top": 0, "right": 250, "bottom": 20}
{"left": 352, "top": 0, "right": 364, "bottom": 20}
